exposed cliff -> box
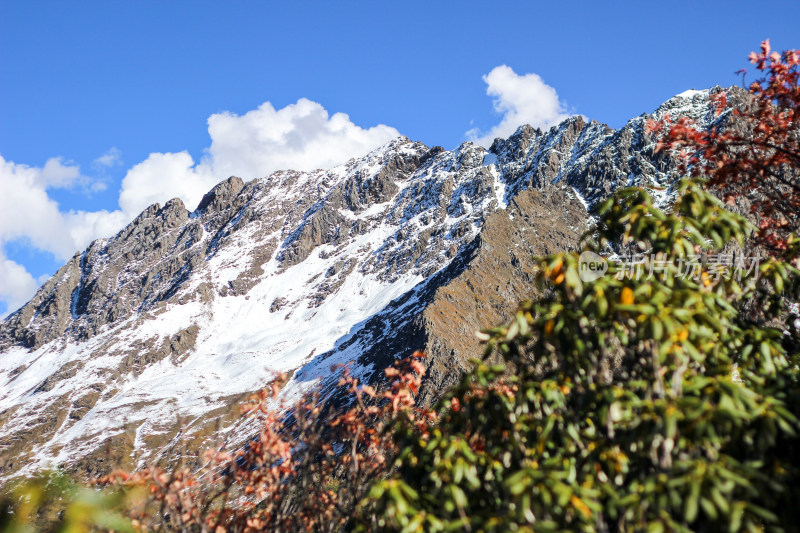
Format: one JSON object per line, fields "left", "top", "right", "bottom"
{"left": 0, "top": 87, "right": 742, "bottom": 481}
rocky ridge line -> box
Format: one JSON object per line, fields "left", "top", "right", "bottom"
{"left": 0, "top": 87, "right": 742, "bottom": 481}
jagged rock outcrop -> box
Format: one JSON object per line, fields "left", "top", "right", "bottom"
{"left": 0, "top": 87, "right": 741, "bottom": 482}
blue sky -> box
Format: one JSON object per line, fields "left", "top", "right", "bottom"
{"left": 1, "top": 1, "right": 798, "bottom": 316}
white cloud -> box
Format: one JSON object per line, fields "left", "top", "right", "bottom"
{"left": 38, "top": 157, "right": 83, "bottom": 188}
{"left": 116, "top": 98, "right": 401, "bottom": 217}
{"left": 0, "top": 98, "right": 401, "bottom": 315}
{"left": 203, "top": 98, "right": 400, "bottom": 181}
{"left": 0, "top": 252, "right": 40, "bottom": 318}
{"left": 88, "top": 148, "right": 123, "bottom": 193}
{"left": 92, "top": 147, "right": 122, "bottom": 169}
{"left": 0, "top": 156, "right": 84, "bottom": 259}
{"left": 468, "top": 65, "right": 571, "bottom": 147}
{"left": 63, "top": 209, "right": 130, "bottom": 253}
{"left": 117, "top": 151, "right": 217, "bottom": 215}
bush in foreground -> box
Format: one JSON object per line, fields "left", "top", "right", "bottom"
{"left": 3, "top": 40, "right": 800, "bottom": 533}
{"left": 362, "top": 179, "right": 800, "bottom": 532}
{"left": 95, "top": 355, "right": 428, "bottom": 532}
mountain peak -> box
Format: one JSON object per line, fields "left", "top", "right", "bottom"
{"left": 0, "top": 88, "right": 738, "bottom": 482}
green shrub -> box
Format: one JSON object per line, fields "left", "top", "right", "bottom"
{"left": 0, "top": 470, "right": 133, "bottom": 533}
{"left": 360, "top": 180, "right": 800, "bottom": 532}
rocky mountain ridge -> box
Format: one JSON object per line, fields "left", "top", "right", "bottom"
{"left": 0, "top": 86, "right": 741, "bottom": 481}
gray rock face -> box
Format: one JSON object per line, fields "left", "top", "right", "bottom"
{"left": 196, "top": 176, "right": 245, "bottom": 212}
{"left": 0, "top": 88, "right": 743, "bottom": 482}
{"left": 491, "top": 86, "right": 747, "bottom": 208}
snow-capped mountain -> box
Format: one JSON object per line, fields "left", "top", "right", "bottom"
{"left": 0, "top": 86, "right": 741, "bottom": 481}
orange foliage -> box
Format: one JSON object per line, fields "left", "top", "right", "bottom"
{"left": 97, "top": 353, "right": 431, "bottom": 532}
{"left": 648, "top": 40, "right": 800, "bottom": 256}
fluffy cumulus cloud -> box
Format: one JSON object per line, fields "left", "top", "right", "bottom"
{"left": 469, "top": 65, "right": 571, "bottom": 147}
{"left": 0, "top": 99, "right": 400, "bottom": 316}
{"left": 0, "top": 251, "right": 40, "bottom": 316}
{"left": 0, "top": 156, "right": 92, "bottom": 259}
{"left": 117, "top": 151, "right": 217, "bottom": 216}
{"left": 1, "top": 71, "right": 571, "bottom": 316}
{"left": 114, "top": 98, "right": 400, "bottom": 217}
{"left": 205, "top": 98, "right": 401, "bottom": 181}
{"left": 0, "top": 156, "right": 130, "bottom": 316}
